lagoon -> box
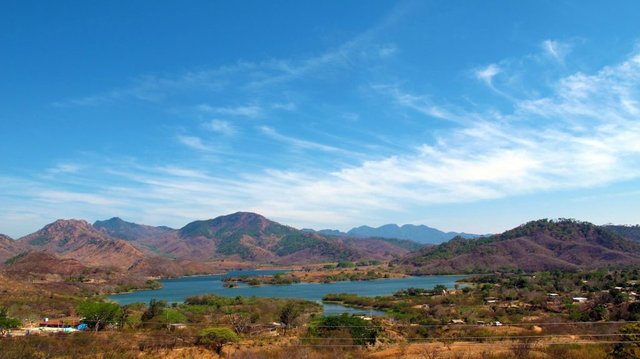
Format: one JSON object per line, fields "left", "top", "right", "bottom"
{"left": 109, "top": 270, "right": 465, "bottom": 315}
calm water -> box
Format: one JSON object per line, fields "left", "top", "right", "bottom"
{"left": 109, "top": 270, "right": 465, "bottom": 315}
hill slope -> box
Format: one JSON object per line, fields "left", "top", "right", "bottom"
{"left": 0, "top": 234, "right": 22, "bottom": 263}
{"left": 400, "top": 219, "right": 640, "bottom": 274}
{"left": 18, "top": 219, "right": 147, "bottom": 269}
{"left": 604, "top": 225, "right": 640, "bottom": 242}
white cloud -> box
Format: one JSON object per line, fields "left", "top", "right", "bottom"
{"left": 197, "top": 104, "right": 263, "bottom": 118}
{"left": 47, "top": 163, "right": 81, "bottom": 174}
{"left": 259, "top": 126, "right": 356, "bottom": 155}
{"left": 272, "top": 102, "right": 297, "bottom": 111}
{"left": 176, "top": 135, "right": 216, "bottom": 152}
{"left": 204, "top": 119, "right": 237, "bottom": 136}
{"left": 38, "top": 190, "right": 121, "bottom": 206}
{"left": 374, "top": 84, "right": 466, "bottom": 123}
{"left": 475, "top": 64, "right": 502, "bottom": 86}
{"left": 542, "top": 39, "right": 572, "bottom": 63}
{"left": 377, "top": 44, "right": 398, "bottom": 58}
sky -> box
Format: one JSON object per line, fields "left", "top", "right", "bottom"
{"left": 1, "top": 1, "right": 640, "bottom": 238}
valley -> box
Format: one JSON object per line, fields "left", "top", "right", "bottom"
{"left": 2, "top": 214, "right": 640, "bottom": 358}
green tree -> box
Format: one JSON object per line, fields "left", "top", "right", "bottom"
{"left": 197, "top": 327, "right": 239, "bottom": 354}
{"left": 279, "top": 302, "right": 300, "bottom": 334}
{"left": 141, "top": 299, "right": 167, "bottom": 322}
{"left": 0, "top": 307, "right": 22, "bottom": 335}
{"left": 431, "top": 284, "right": 448, "bottom": 295}
{"left": 76, "top": 300, "right": 122, "bottom": 332}
{"left": 311, "top": 314, "right": 380, "bottom": 346}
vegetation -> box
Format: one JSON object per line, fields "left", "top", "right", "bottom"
{"left": 222, "top": 272, "right": 301, "bottom": 286}
{"left": 612, "top": 323, "right": 640, "bottom": 358}
{"left": 0, "top": 307, "right": 21, "bottom": 335}
{"left": 278, "top": 302, "right": 300, "bottom": 334}
{"left": 337, "top": 260, "right": 356, "bottom": 268}
{"left": 76, "top": 300, "right": 122, "bottom": 332}
{"left": 308, "top": 314, "right": 380, "bottom": 346}
{"left": 196, "top": 327, "right": 239, "bottom": 354}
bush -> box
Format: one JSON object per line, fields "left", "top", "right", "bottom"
{"left": 337, "top": 261, "right": 356, "bottom": 268}
{"left": 310, "top": 314, "right": 380, "bottom": 346}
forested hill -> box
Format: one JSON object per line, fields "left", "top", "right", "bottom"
{"left": 400, "top": 219, "right": 640, "bottom": 274}
{"left": 604, "top": 225, "right": 640, "bottom": 242}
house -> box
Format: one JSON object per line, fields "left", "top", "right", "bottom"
{"left": 572, "top": 297, "right": 588, "bottom": 303}
{"left": 169, "top": 323, "right": 187, "bottom": 331}
{"left": 38, "top": 320, "right": 79, "bottom": 333}
{"left": 450, "top": 319, "right": 465, "bottom": 325}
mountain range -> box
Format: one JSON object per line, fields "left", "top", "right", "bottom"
{"left": 312, "top": 224, "right": 484, "bottom": 244}
{"left": 3, "top": 214, "right": 640, "bottom": 280}
{"left": 94, "top": 212, "right": 420, "bottom": 263}
{"left": 0, "top": 212, "right": 422, "bottom": 280}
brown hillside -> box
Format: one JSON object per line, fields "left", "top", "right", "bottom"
{"left": 0, "top": 233, "right": 22, "bottom": 262}
{"left": 401, "top": 219, "right": 640, "bottom": 274}
{"left": 18, "top": 219, "right": 147, "bottom": 269}
{"left": 3, "top": 251, "right": 87, "bottom": 277}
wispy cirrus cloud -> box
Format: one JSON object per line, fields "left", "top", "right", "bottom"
{"left": 259, "top": 126, "right": 358, "bottom": 156}
{"left": 373, "top": 84, "right": 466, "bottom": 123}
{"left": 541, "top": 39, "right": 572, "bottom": 64}
{"left": 475, "top": 63, "right": 502, "bottom": 86}
{"left": 176, "top": 135, "right": 216, "bottom": 152}
{"left": 197, "top": 104, "right": 263, "bottom": 118}
{"left": 204, "top": 119, "right": 237, "bottom": 136}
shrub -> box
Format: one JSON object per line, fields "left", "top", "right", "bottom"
{"left": 310, "top": 314, "right": 380, "bottom": 346}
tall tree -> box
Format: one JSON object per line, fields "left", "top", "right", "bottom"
{"left": 76, "top": 300, "right": 122, "bottom": 332}
{"left": 197, "top": 327, "right": 239, "bottom": 354}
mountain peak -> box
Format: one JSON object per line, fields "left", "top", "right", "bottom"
{"left": 99, "top": 217, "right": 125, "bottom": 224}
{"left": 220, "top": 212, "right": 269, "bottom": 223}
{"left": 42, "top": 219, "right": 93, "bottom": 233}
{"left": 179, "top": 212, "right": 276, "bottom": 238}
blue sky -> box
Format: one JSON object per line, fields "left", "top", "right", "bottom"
{"left": 2, "top": 1, "right": 640, "bottom": 237}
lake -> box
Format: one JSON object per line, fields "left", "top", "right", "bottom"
{"left": 109, "top": 270, "right": 466, "bottom": 315}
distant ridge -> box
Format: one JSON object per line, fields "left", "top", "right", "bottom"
{"left": 94, "top": 217, "right": 173, "bottom": 241}
{"left": 314, "top": 224, "right": 483, "bottom": 244}
{"left": 604, "top": 224, "right": 640, "bottom": 242}
{"left": 400, "top": 219, "right": 640, "bottom": 274}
